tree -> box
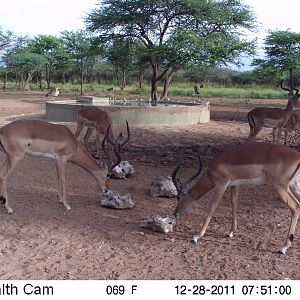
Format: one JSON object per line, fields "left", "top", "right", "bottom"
{"left": 10, "top": 51, "right": 47, "bottom": 89}
{"left": 86, "top": 0, "right": 256, "bottom": 100}
{"left": 1, "top": 27, "right": 16, "bottom": 89}
{"left": 60, "top": 30, "right": 98, "bottom": 95}
{"left": 106, "top": 38, "right": 136, "bottom": 91}
{"left": 254, "top": 30, "right": 300, "bottom": 86}
{"left": 29, "top": 35, "right": 63, "bottom": 89}
{"left": 1, "top": 33, "right": 29, "bottom": 89}
{"left": 0, "top": 27, "right": 13, "bottom": 52}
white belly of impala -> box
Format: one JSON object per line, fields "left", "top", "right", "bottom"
{"left": 229, "top": 175, "right": 266, "bottom": 186}
{"left": 26, "top": 149, "right": 58, "bottom": 160}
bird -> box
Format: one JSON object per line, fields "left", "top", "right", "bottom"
{"left": 194, "top": 84, "right": 203, "bottom": 95}
{"left": 46, "top": 87, "right": 60, "bottom": 101}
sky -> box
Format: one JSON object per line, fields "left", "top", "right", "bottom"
{"left": 0, "top": 0, "right": 299, "bottom": 37}
{"left": 0, "top": 0, "right": 98, "bottom": 37}
{"left": 0, "top": 0, "right": 299, "bottom": 69}
{"left": 243, "top": 0, "right": 300, "bottom": 43}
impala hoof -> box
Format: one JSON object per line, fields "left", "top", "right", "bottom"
{"left": 278, "top": 246, "right": 286, "bottom": 255}
{"left": 7, "top": 207, "right": 13, "bottom": 214}
{"left": 190, "top": 235, "right": 199, "bottom": 244}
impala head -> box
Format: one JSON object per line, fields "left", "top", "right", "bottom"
{"left": 281, "top": 81, "right": 299, "bottom": 104}
{"left": 102, "top": 122, "right": 130, "bottom": 177}
{"left": 172, "top": 149, "right": 203, "bottom": 220}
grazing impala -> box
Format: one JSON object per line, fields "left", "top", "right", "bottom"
{"left": 75, "top": 106, "right": 130, "bottom": 158}
{"left": 276, "top": 109, "right": 300, "bottom": 145}
{"left": 246, "top": 82, "right": 299, "bottom": 143}
{"left": 172, "top": 143, "right": 300, "bottom": 255}
{"left": 0, "top": 119, "right": 120, "bottom": 214}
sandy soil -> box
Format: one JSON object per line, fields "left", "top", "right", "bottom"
{"left": 0, "top": 91, "right": 299, "bottom": 280}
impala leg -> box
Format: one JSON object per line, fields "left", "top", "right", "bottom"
{"left": 271, "top": 183, "right": 300, "bottom": 254}
{"left": 272, "top": 128, "right": 277, "bottom": 144}
{"left": 0, "top": 154, "right": 23, "bottom": 214}
{"left": 247, "top": 124, "right": 263, "bottom": 142}
{"left": 95, "top": 130, "right": 101, "bottom": 158}
{"left": 276, "top": 127, "right": 283, "bottom": 144}
{"left": 228, "top": 186, "right": 239, "bottom": 237}
{"left": 74, "top": 121, "right": 84, "bottom": 138}
{"left": 55, "top": 157, "right": 71, "bottom": 211}
{"left": 194, "top": 185, "right": 227, "bottom": 241}
{"left": 83, "top": 127, "right": 93, "bottom": 149}
{"left": 284, "top": 130, "right": 288, "bottom": 146}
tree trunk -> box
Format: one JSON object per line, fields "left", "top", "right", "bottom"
{"left": 121, "top": 70, "right": 126, "bottom": 91}
{"left": 151, "top": 79, "right": 159, "bottom": 100}
{"left": 46, "top": 63, "right": 51, "bottom": 89}
{"left": 38, "top": 72, "right": 42, "bottom": 90}
{"left": 161, "top": 69, "right": 175, "bottom": 100}
{"left": 150, "top": 64, "right": 159, "bottom": 100}
{"left": 115, "top": 69, "right": 121, "bottom": 88}
{"left": 24, "top": 71, "right": 33, "bottom": 90}
{"left": 62, "top": 67, "right": 66, "bottom": 84}
{"left": 80, "top": 59, "right": 84, "bottom": 95}
{"left": 138, "top": 70, "right": 144, "bottom": 89}
{"left": 2, "top": 70, "right": 8, "bottom": 89}
{"left": 15, "top": 73, "right": 19, "bottom": 89}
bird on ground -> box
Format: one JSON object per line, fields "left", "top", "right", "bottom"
{"left": 46, "top": 87, "right": 60, "bottom": 101}
{"left": 194, "top": 84, "right": 204, "bottom": 95}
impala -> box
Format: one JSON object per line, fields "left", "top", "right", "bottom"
{"left": 246, "top": 82, "right": 299, "bottom": 143}
{"left": 172, "top": 142, "right": 300, "bottom": 255}
{"left": 0, "top": 119, "right": 120, "bottom": 214}
{"left": 274, "top": 109, "right": 300, "bottom": 146}
{"left": 74, "top": 106, "right": 130, "bottom": 158}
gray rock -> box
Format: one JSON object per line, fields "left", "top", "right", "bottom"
{"left": 149, "top": 176, "right": 177, "bottom": 197}
{"left": 110, "top": 161, "right": 135, "bottom": 179}
{"left": 141, "top": 215, "right": 176, "bottom": 233}
{"left": 101, "top": 189, "right": 134, "bottom": 209}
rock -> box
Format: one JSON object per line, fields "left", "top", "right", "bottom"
{"left": 101, "top": 189, "right": 134, "bottom": 209}
{"left": 140, "top": 215, "right": 176, "bottom": 233}
{"left": 110, "top": 161, "right": 135, "bottom": 179}
{"left": 149, "top": 176, "right": 177, "bottom": 197}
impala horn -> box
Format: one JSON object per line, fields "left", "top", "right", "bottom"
{"left": 280, "top": 80, "right": 293, "bottom": 94}
{"left": 102, "top": 123, "right": 122, "bottom": 172}
{"left": 116, "top": 120, "right": 130, "bottom": 151}
{"left": 291, "top": 85, "right": 299, "bottom": 95}
{"left": 172, "top": 148, "right": 203, "bottom": 194}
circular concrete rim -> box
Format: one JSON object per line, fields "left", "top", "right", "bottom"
{"left": 45, "top": 100, "right": 210, "bottom": 125}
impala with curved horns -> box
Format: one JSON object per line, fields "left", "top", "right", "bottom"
{"left": 172, "top": 143, "right": 300, "bottom": 255}
{"left": 75, "top": 106, "right": 130, "bottom": 158}
{"left": 246, "top": 82, "right": 299, "bottom": 143}
{"left": 0, "top": 119, "right": 121, "bottom": 214}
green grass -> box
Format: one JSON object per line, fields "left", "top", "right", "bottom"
{"left": 126, "top": 82, "right": 287, "bottom": 99}
{"left": 0, "top": 81, "right": 287, "bottom": 99}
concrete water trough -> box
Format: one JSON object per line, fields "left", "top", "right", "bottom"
{"left": 45, "top": 96, "right": 210, "bottom": 125}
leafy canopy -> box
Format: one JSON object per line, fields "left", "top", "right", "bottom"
{"left": 86, "top": 0, "right": 257, "bottom": 69}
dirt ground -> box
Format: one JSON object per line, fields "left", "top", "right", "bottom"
{"left": 0, "top": 91, "right": 299, "bottom": 280}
